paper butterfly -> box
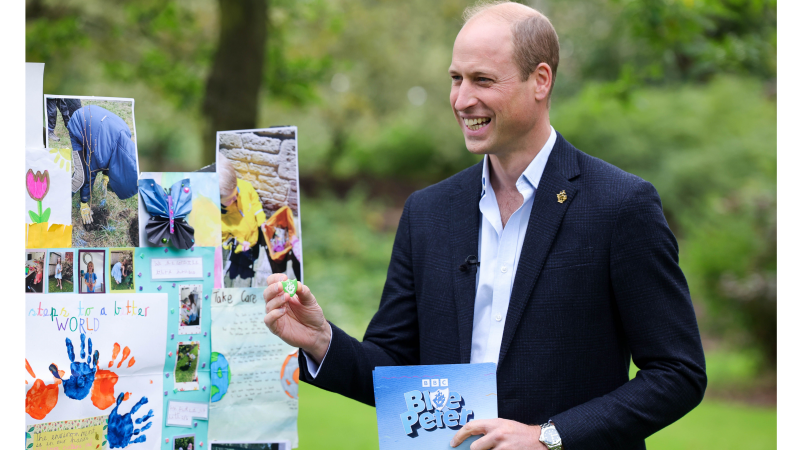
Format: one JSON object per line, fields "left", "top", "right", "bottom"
{"left": 138, "top": 178, "right": 195, "bottom": 250}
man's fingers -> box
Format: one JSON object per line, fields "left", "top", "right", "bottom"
{"left": 467, "top": 433, "right": 498, "bottom": 450}
{"left": 265, "top": 293, "right": 288, "bottom": 313}
{"left": 450, "top": 420, "right": 489, "bottom": 448}
{"left": 263, "top": 307, "right": 286, "bottom": 334}
{"left": 263, "top": 281, "right": 286, "bottom": 305}
{"left": 267, "top": 273, "right": 288, "bottom": 285}
{"left": 295, "top": 281, "right": 317, "bottom": 306}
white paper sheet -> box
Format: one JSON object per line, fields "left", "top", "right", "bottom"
{"left": 26, "top": 148, "right": 72, "bottom": 226}
{"left": 166, "top": 400, "right": 208, "bottom": 427}
{"left": 209, "top": 288, "right": 299, "bottom": 447}
{"left": 26, "top": 63, "right": 44, "bottom": 149}
{"left": 25, "top": 294, "right": 167, "bottom": 449}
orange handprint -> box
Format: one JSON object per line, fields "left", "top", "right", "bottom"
{"left": 91, "top": 343, "right": 135, "bottom": 410}
{"left": 25, "top": 359, "right": 63, "bottom": 420}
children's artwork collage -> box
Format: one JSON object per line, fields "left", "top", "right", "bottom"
{"left": 25, "top": 66, "right": 299, "bottom": 450}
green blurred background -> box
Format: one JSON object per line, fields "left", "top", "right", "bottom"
{"left": 27, "top": 0, "right": 776, "bottom": 447}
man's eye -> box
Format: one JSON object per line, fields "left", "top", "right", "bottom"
{"left": 451, "top": 75, "right": 462, "bottom": 83}
{"left": 477, "top": 77, "right": 492, "bottom": 83}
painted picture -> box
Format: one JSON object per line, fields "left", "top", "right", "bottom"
{"left": 175, "top": 342, "right": 200, "bottom": 391}
{"left": 138, "top": 172, "right": 222, "bottom": 249}
{"left": 25, "top": 250, "right": 45, "bottom": 293}
{"left": 174, "top": 434, "right": 196, "bottom": 450}
{"left": 25, "top": 148, "right": 72, "bottom": 248}
{"left": 44, "top": 95, "right": 140, "bottom": 248}
{"left": 179, "top": 285, "right": 203, "bottom": 335}
{"left": 216, "top": 127, "right": 302, "bottom": 288}
{"left": 78, "top": 249, "right": 106, "bottom": 294}
{"left": 110, "top": 249, "right": 135, "bottom": 292}
{"left": 25, "top": 295, "right": 167, "bottom": 446}
{"left": 48, "top": 250, "right": 74, "bottom": 293}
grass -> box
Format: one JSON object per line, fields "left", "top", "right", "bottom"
{"left": 175, "top": 343, "right": 200, "bottom": 383}
{"left": 296, "top": 383, "right": 776, "bottom": 450}
{"left": 47, "top": 277, "right": 73, "bottom": 293}
{"left": 109, "top": 276, "right": 135, "bottom": 292}
{"left": 70, "top": 173, "right": 139, "bottom": 248}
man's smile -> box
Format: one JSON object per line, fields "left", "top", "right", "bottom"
{"left": 463, "top": 117, "right": 491, "bottom": 131}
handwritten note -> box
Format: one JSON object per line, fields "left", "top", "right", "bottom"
{"left": 151, "top": 257, "right": 203, "bottom": 280}
{"left": 166, "top": 401, "right": 209, "bottom": 427}
{"left": 209, "top": 288, "right": 298, "bottom": 447}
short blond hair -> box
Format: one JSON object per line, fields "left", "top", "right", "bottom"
{"left": 464, "top": 1, "right": 559, "bottom": 99}
{"left": 217, "top": 153, "right": 238, "bottom": 198}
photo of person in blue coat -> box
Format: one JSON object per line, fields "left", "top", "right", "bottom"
{"left": 46, "top": 97, "right": 141, "bottom": 247}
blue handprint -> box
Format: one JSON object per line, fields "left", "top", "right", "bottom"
{"left": 49, "top": 333, "right": 99, "bottom": 400}
{"left": 107, "top": 393, "right": 154, "bottom": 448}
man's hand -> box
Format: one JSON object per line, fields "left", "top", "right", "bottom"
{"left": 450, "top": 419, "right": 545, "bottom": 450}
{"left": 263, "top": 273, "right": 330, "bottom": 364}
{"left": 241, "top": 240, "right": 251, "bottom": 252}
{"left": 80, "top": 202, "right": 93, "bottom": 224}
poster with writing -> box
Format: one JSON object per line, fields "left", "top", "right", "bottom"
{"left": 209, "top": 288, "right": 299, "bottom": 448}
{"left": 151, "top": 257, "right": 204, "bottom": 280}
{"left": 25, "top": 294, "right": 168, "bottom": 449}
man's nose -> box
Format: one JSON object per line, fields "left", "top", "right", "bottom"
{"left": 453, "top": 81, "right": 479, "bottom": 112}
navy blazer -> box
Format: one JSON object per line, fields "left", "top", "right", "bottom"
{"left": 299, "top": 132, "right": 707, "bottom": 449}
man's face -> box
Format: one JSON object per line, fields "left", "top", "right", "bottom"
{"left": 449, "top": 17, "right": 540, "bottom": 156}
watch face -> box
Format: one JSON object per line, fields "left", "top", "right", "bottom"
{"left": 543, "top": 428, "right": 560, "bottom": 444}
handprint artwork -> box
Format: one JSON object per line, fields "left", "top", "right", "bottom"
{"left": 25, "top": 359, "right": 62, "bottom": 420}
{"left": 26, "top": 295, "right": 167, "bottom": 448}
{"left": 91, "top": 342, "right": 136, "bottom": 410}
{"left": 107, "top": 393, "right": 154, "bottom": 448}
{"left": 49, "top": 333, "right": 99, "bottom": 400}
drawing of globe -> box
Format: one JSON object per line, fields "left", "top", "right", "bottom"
{"left": 209, "top": 352, "right": 231, "bottom": 402}
{"left": 280, "top": 352, "right": 299, "bottom": 399}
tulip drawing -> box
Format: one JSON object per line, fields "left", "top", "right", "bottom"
{"left": 27, "top": 169, "right": 51, "bottom": 223}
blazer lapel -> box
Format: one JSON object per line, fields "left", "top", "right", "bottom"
{"left": 449, "top": 163, "right": 482, "bottom": 364}
{"left": 497, "top": 133, "right": 581, "bottom": 369}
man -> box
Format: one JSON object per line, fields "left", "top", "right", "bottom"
{"left": 67, "top": 104, "right": 139, "bottom": 224}
{"left": 46, "top": 97, "right": 82, "bottom": 142}
{"left": 263, "top": 2, "right": 706, "bottom": 449}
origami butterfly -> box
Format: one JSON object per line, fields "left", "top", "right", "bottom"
{"left": 138, "top": 178, "right": 195, "bottom": 250}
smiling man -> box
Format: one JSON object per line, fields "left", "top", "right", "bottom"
{"left": 263, "top": 2, "right": 706, "bottom": 449}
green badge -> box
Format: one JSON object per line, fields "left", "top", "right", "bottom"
{"left": 282, "top": 279, "right": 298, "bottom": 296}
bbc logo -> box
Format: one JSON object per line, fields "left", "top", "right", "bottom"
{"left": 422, "top": 378, "right": 448, "bottom": 387}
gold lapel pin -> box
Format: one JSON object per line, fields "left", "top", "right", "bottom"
{"left": 557, "top": 190, "right": 567, "bottom": 203}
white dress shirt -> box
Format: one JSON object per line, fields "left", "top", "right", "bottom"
{"left": 471, "top": 125, "right": 557, "bottom": 364}
{"left": 306, "top": 126, "right": 557, "bottom": 376}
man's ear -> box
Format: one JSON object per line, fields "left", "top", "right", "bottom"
{"left": 531, "top": 63, "right": 553, "bottom": 102}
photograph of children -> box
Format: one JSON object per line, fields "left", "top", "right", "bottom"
{"left": 48, "top": 250, "right": 74, "bottom": 293}
{"left": 211, "top": 443, "right": 289, "bottom": 450}
{"left": 174, "top": 342, "right": 200, "bottom": 391}
{"left": 44, "top": 95, "right": 140, "bottom": 248}
{"left": 179, "top": 284, "right": 203, "bottom": 335}
{"left": 173, "top": 434, "right": 195, "bottom": 450}
{"left": 25, "top": 250, "right": 45, "bottom": 293}
{"left": 216, "top": 127, "right": 303, "bottom": 288}
{"left": 78, "top": 249, "right": 106, "bottom": 294}
{"left": 109, "top": 249, "right": 135, "bottom": 292}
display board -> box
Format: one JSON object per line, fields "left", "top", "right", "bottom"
{"left": 25, "top": 83, "right": 302, "bottom": 449}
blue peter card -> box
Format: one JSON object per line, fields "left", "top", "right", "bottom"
{"left": 373, "top": 363, "right": 498, "bottom": 450}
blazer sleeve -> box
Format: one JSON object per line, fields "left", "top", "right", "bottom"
{"left": 550, "top": 179, "right": 707, "bottom": 449}
{"left": 298, "top": 192, "right": 421, "bottom": 406}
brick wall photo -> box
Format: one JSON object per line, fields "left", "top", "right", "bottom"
{"left": 217, "top": 127, "right": 299, "bottom": 218}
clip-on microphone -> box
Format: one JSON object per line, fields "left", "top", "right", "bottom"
{"left": 459, "top": 255, "right": 480, "bottom": 272}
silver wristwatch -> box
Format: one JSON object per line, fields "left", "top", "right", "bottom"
{"left": 539, "top": 421, "right": 563, "bottom": 450}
